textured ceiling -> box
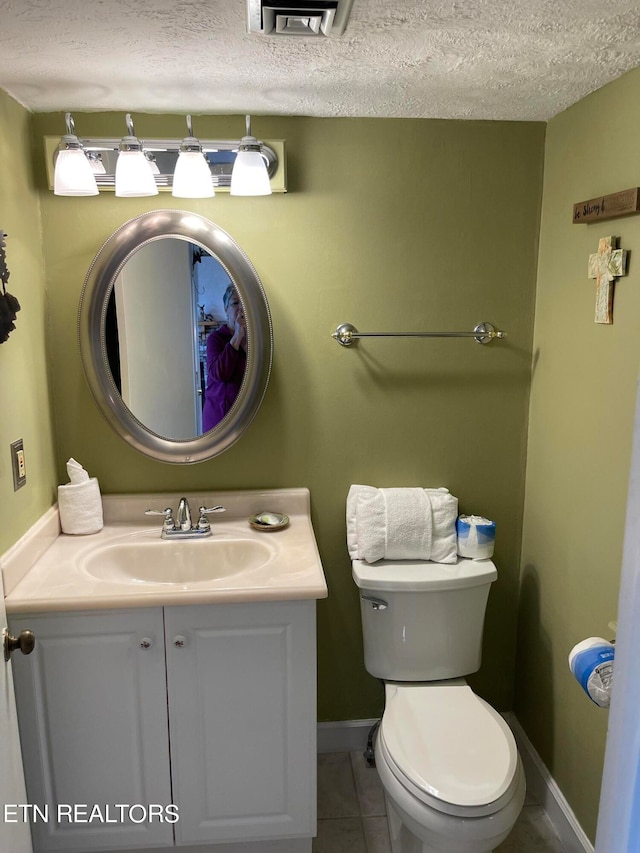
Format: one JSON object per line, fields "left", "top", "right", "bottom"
{"left": 1, "top": 0, "right": 640, "bottom": 120}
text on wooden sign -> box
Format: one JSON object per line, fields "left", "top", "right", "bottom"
{"left": 573, "top": 188, "right": 640, "bottom": 223}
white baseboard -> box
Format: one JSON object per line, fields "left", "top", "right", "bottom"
{"left": 317, "top": 718, "right": 379, "bottom": 753}
{"left": 318, "top": 716, "right": 594, "bottom": 853}
{"left": 504, "top": 713, "right": 594, "bottom": 853}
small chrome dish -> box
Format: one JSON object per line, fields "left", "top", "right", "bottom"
{"left": 249, "top": 511, "right": 290, "bottom": 532}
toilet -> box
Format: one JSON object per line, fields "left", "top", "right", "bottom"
{"left": 353, "top": 557, "right": 526, "bottom": 853}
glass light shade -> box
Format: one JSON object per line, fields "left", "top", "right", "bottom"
{"left": 54, "top": 149, "right": 99, "bottom": 196}
{"left": 115, "top": 150, "right": 158, "bottom": 197}
{"left": 172, "top": 151, "right": 215, "bottom": 198}
{"left": 230, "top": 151, "right": 272, "bottom": 196}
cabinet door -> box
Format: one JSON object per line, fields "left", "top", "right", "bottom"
{"left": 10, "top": 609, "right": 174, "bottom": 851}
{"left": 165, "top": 601, "right": 316, "bottom": 845}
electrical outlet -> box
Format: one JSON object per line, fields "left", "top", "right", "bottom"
{"left": 10, "top": 439, "right": 26, "bottom": 490}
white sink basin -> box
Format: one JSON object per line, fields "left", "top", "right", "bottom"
{"left": 80, "top": 535, "right": 276, "bottom": 585}
{"left": 4, "top": 489, "right": 328, "bottom": 611}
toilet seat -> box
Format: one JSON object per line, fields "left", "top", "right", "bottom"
{"left": 380, "top": 681, "right": 520, "bottom": 818}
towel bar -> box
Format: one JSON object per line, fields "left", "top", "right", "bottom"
{"left": 331, "top": 322, "right": 507, "bottom": 347}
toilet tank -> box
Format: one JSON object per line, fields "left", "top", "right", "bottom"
{"left": 352, "top": 558, "right": 497, "bottom": 681}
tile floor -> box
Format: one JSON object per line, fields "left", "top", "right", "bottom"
{"left": 314, "top": 751, "right": 568, "bottom": 853}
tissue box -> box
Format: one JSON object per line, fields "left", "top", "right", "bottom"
{"left": 58, "top": 479, "right": 104, "bottom": 534}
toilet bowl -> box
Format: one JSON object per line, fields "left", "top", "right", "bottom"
{"left": 375, "top": 681, "right": 526, "bottom": 853}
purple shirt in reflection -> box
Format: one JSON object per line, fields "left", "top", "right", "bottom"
{"left": 202, "top": 324, "right": 247, "bottom": 432}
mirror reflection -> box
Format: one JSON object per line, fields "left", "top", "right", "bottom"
{"left": 105, "top": 240, "right": 247, "bottom": 439}
{"left": 202, "top": 284, "right": 247, "bottom": 432}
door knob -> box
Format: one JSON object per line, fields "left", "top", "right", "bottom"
{"left": 3, "top": 628, "right": 36, "bottom": 662}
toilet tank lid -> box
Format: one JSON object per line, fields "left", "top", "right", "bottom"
{"left": 352, "top": 558, "right": 497, "bottom": 592}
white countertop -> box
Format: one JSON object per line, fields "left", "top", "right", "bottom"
{"left": 4, "top": 488, "right": 328, "bottom": 614}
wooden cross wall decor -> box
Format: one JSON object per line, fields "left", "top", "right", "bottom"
{"left": 587, "top": 236, "right": 629, "bottom": 324}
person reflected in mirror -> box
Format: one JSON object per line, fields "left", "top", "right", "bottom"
{"left": 202, "top": 284, "right": 247, "bottom": 432}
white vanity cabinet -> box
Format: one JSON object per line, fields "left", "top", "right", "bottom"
{"left": 10, "top": 600, "right": 317, "bottom": 853}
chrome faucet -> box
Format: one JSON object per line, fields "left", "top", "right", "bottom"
{"left": 176, "top": 497, "right": 192, "bottom": 531}
{"left": 145, "top": 497, "right": 225, "bottom": 539}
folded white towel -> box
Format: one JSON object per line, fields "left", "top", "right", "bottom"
{"left": 381, "top": 488, "right": 433, "bottom": 560}
{"left": 58, "top": 458, "right": 103, "bottom": 535}
{"left": 347, "top": 485, "right": 458, "bottom": 564}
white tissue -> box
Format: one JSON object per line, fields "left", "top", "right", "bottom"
{"left": 66, "top": 457, "right": 89, "bottom": 484}
{"left": 58, "top": 459, "right": 103, "bottom": 535}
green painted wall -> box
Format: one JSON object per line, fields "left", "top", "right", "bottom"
{"left": 517, "top": 65, "right": 640, "bottom": 842}
{"left": 30, "top": 112, "right": 545, "bottom": 719}
{"left": 0, "top": 90, "right": 57, "bottom": 555}
{"left": 6, "top": 69, "right": 639, "bottom": 842}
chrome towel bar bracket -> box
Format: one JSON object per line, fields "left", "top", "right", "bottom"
{"left": 331, "top": 322, "right": 506, "bottom": 347}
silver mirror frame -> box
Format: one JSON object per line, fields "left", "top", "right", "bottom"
{"left": 78, "top": 210, "right": 272, "bottom": 464}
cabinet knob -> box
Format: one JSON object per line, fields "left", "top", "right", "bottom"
{"left": 173, "top": 635, "right": 186, "bottom": 648}
{"left": 3, "top": 628, "right": 36, "bottom": 662}
{"left": 140, "top": 638, "right": 153, "bottom": 649}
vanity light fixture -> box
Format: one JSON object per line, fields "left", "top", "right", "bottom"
{"left": 45, "top": 122, "right": 284, "bottom": 194}
{"left": 172, "top": 115, "right": 215, "bottom": 198}
{"left": 115, "top": 114, "right": 158, "bottom": 197}
{"left": 53, "top": 113, "right": 99, "bottom": 196}
{"left": 230, "top": 115, "right": 272, "bottom": 196}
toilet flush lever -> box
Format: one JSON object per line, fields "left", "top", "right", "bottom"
{"left": 361, "top": 595, "right": 388, "bottom": 611}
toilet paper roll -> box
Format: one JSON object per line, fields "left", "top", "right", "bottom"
{"left": 456, "top": 515, "right": 496, "bottom": 560}
{"left": 568, "top": 637, "right": 615, "bottom": 708}
{"left": 58, "top": 478, "right": 104, "bottom": 535}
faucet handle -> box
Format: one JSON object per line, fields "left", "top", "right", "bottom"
{"left": 197, "top": 505, "right": 226, "bottom": 530}
{"left": 145, "top": 507, "right": 176, "bottom": 531}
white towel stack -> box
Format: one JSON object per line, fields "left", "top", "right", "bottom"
{"left": 58, "top": 458, "right": 104, "bottom": 535}
{"left": 347, "top": 485, "right": 458, "bottom": 564}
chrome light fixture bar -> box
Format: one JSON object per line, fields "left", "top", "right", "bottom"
{"left": 86, "top": 151, "right": 106, "bottom": 175}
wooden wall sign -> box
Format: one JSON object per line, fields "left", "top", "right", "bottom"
{"left": 573, "top": 188, "right": 640, "bottom": 223}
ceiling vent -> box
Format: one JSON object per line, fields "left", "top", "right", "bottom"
{"left": 247, "top": 0, "right": 355, "bottom": 37}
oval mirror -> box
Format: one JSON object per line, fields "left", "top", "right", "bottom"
{"left": 79, "top": 210, "right": 272, "bottom": 464}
